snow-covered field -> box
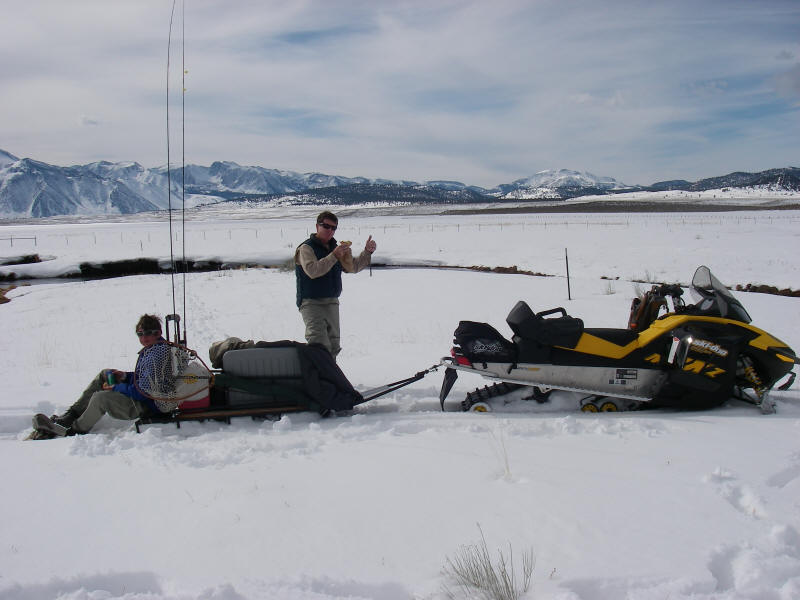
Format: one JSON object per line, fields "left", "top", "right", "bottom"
{"left": 1, "top": 206, "right": 800, "bottom": 600}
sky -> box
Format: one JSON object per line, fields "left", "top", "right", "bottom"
{"left": 1, "top": 0, "right": 798, "bottom": 188}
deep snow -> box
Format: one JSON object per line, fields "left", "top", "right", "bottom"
{"left": 1, "top": 206, "right": 799, "bottom": 600}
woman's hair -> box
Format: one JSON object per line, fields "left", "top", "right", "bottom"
{"left": 136, "top": 314, "right": 162, "bottom": 333}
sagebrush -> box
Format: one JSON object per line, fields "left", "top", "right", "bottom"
{"left": 442, "top": 524, "right": 534, "bottom": 600}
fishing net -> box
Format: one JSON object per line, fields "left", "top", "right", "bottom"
{"left": 134, "top": 342, "right": 212, "bottom": 410}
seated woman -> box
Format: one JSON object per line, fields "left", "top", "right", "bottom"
{"left": 31, "top": 314, "right": 181, "bottom": 438}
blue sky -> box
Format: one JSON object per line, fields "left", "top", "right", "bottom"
{"left": 0, "top": 0, "right": 798, "bottom": 187}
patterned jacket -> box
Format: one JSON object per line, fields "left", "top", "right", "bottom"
{"left": 113, "top": 338, "right": 181, "bottom": 413}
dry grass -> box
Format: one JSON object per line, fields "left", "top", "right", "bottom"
{"left": 0, "top": 285, "right": 16, "bottom": 304}
{"left": 442, "top": 524, "right": 534, "bottom": 600}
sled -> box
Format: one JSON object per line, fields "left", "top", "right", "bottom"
{"left": 439, "top": 266, "right": 799, "bottom": 414}
{"left": 134, "top": 342, "right": 438, "bottom": 432}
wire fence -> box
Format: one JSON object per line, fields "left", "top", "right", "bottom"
{"left": 2, "top": 212, "right": 799, "bottom": 260}
{"left": 0, "top": 236, "right": 37, "bottom": 247}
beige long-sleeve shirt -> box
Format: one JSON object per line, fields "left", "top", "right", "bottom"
{"left": 294, "top": 242, "right": 372, "bottom": 279}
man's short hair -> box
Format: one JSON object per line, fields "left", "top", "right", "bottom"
{"left": 316, "top": 211, "right": 338, "bottom": 225}
{"left": 136, "top": 314, "right": 162, "bottom": 333}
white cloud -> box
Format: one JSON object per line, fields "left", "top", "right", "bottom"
{"left": 0, "top": 0, "right": 798, "bottom": 186}
{"left": 774, "top": 64, "right": 800, "bottom": 98}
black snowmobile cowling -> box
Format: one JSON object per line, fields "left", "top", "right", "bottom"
{"left": 440, "top": 266, "right": 798, "bottom": 414}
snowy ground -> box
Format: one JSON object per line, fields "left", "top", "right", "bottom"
{"left": 1, "top": 206, "right": 799, "bottom": 599}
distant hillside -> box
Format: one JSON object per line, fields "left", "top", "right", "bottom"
{"left": 233, "top": 183, "right": 491, "bottom": 206}
{"left": 680, "top": 168, "right": 800, "bottom": 192}
{"left": 0, "top": 148, "right": 797, "bottom": 219}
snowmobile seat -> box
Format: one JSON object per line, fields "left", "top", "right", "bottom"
{"left": 506, "top": 302, "right": 584, "bottom": 349}
{"left": 581, "top": 328, "right": 640, "bottom": 346}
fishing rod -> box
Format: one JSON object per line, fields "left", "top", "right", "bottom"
{"left": 165, "top": 0, "right": 188, "bottom": 345}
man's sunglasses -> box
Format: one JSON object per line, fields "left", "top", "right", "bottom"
{"left": 136, "top": 329, "right": 160, "bottom": 337}
{"left": 317, "top": 222, "right": 337, "bottom": 231}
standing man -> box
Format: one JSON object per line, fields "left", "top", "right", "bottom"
{"left": 295, "top": 211, "right": 376, "bottom": 358}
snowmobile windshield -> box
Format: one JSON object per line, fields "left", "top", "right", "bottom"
{"left": 689, "top": 266, "right": 751, "bottom": 323}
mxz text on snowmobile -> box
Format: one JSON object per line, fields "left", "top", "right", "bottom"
{"left": 439, "top": 266, "right": 798, "bottom": 414}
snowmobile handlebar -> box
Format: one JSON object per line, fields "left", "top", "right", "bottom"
{"left": 652, "top": 283, "right": 684, "bottom": 299}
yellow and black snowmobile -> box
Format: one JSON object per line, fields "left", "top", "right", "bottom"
{"left": 439, "top": 266, "right": 798, "bottom": 414}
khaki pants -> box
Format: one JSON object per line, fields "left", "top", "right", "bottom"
{"left": 70, "top": 370, "right": 147, "bottom": 433}
{"left": 299, "top": 298, "right": 341, "bottom": 358}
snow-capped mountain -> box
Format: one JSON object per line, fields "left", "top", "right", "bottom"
{"left": 493, "top": 169, "right": 631, "bottom": 199}
{"left": 0, "top": 149, "right": 20, "bottom": 170}
{"left": 509, "top": 168, "right": 628, "bottom": 191}
{"left": 0, "top": 149, "right": 797, "bottom": 219}
{"left": 174, "top": 161, "right": 382, "bottom": 197}
{"left": 0, "top": 151, "right": 417, "bottom": 218}
{"left": 0, "top": 157, "right": 164, "bottom": 218}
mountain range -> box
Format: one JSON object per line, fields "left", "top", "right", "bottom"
{"left": 0, "top": 148, "right": 797, "bottom": 219}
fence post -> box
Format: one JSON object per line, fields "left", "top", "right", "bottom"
{"left": 565, "top": 248, "right": 571, "bottom": 301}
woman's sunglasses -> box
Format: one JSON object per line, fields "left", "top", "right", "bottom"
{"left": 136, "top": 329, "right": 161, "bottom": 337}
